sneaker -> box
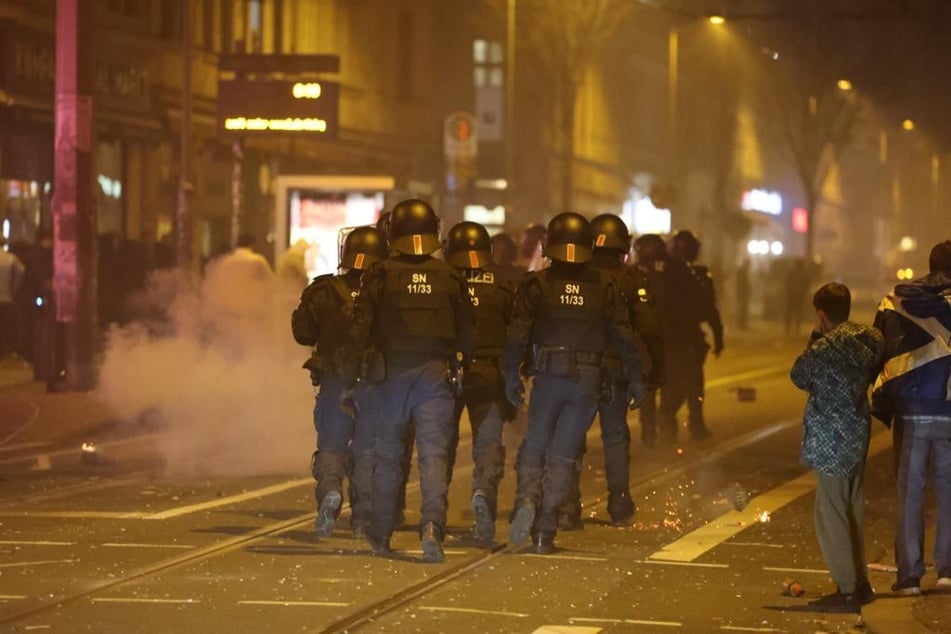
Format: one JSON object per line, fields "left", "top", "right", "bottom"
{"left": 850, "top": 579, "right": 876, "bottom": 604}
{"left": 807, "top": 591, "right": 860, "bottom": 613}
{"left": 471, "top": 493, "right": 496, "bottom": 543}
{"left": 314, "top": 491, "right": 342, "bottom": 537}
{"left": 420, "top": 522, "right": 445, "bottom": 563}
{"left": 891, "top": 577, "right": 922, "bottom": 596}
{"left": 508, "top": 503, "right": 536, "bottom": 547}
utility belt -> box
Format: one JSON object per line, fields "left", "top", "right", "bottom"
{"left": 532, "top": 346, "right": 602, "bottom": 377}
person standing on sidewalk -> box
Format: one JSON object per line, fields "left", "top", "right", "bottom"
{"left": 872, "top": 240, "right": 951, "bottom": 595}
{"left": 791, "top": 282, "right": 883, "bottom": 611}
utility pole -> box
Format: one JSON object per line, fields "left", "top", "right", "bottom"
{"left": 52, "top": 0, "right": 97, "bottom": 391}
{"left": 177, "top": 0, "right": 194, "bottom": 268}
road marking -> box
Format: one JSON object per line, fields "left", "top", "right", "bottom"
{"left": 720, "top": 627, "right": 783, "bottom": 632}
{"left": 0, "top": 540, "right": 75, "bottom": 546}
{"left": 535, "top": 627, "right": 603, "bottom": 634}
{"left": 762, "top": 566, "right": 829, "bottom": 575}
{"left": 637, "top": 559, "right": 729, "bottom": 569}
{"left": 102, "top": 543, "right": 195, "bottom": 549}
{"left": 569, "top": 616, "right": 683, "bottom": 627}
{"left": 723, "top": 542, "right": 784, "bottom": 548}
{"left": 237, "top": 600, "right": 350, "bottom": 607}
{"left": 0, "top": 595, "right": 27, "bottom": 600}
{"left": 521, "top": 553, "right": 608, "bottom": 562}
{"left": 417, "top": 606, "right": 529, "bottom": 618}
{"left": 0, "top": 559, "right": 77, "bottom": 569}
{"left": 404, "top": 549, "right": 468, "bottom": 556}
{"left": 0, "top": 511, "right": 146, "bottom": 519}
{"left": 649, "top": 430, "right": 892, "bottom": 563}
{"left": 91, "top": 597, "right": 200, "bottom": 604}
{"left": 0, "top": 401, "right": 40, "bottom": 446}
{"left": 705, "top": 363, "right": 790, "bottom": 389}
{"left": 23, "top": 626, "right": 50, "bottom": 631}
{"left": 145, "top": 477, "right": 313, "bottom": 520}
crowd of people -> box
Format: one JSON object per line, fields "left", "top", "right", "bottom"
{"left": 291, "top": 199, "right": 723, "bottom": 561}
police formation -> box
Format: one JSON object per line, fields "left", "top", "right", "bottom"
{"left": 291, "top": 199, "right": 723, "bottom": 561}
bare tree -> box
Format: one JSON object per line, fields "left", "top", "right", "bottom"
{"left": 500, "top": 0, "right": 633, "bottom": 211}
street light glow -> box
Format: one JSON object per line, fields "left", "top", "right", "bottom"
{"left": 902, "top": 119, "right": 915, "bottom": 131}
{"left": 708, "top": 15, "right": 726, "bottom": 25}
{"left": 837, "top": 79, "right": 853, "bottom": 91}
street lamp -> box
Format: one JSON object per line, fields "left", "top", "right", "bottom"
{"left": 902, "top": 118, "right": 915, "bottom": 131}
{"left": 708, "top": 15, "right": 726, "bottom": 25}
{"left": 837, "top": 78, "right": 853, "bottom": 91}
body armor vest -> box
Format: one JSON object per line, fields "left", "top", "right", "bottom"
{"left": 377, "top": 258, "right": 457, "bottom": 350}
{"left": 533, "top": 267, "right": 606, "bottom": 353}
{"left": 465, "top": 269, "right": 507, "bottom": 357}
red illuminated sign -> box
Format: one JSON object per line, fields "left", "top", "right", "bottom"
{"left": 792, "top": 207, "right": 809, "bottom": 234}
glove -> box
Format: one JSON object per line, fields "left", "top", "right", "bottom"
{"left": 506, "top": 379, "right": 525, "bottom": 410}
{"left": 626, "top": 378, "right": 645, "bottom": 411}
{"left": 340, "top": 387, "right": 358, "bottom": 419}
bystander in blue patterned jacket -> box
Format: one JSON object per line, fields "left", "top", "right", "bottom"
{"left": 791, "top": 322, "right": 885, "bottom": 477}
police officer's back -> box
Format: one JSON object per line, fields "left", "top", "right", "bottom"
{"left": 503, "top": 212, "right": 643, "bottom": 554}
{"left": 291, "top": 226, "right": 387, "bottom": 538}
{"left": 348, "top": 199, "right": 474, "bottom": 562}
{"left": 444, "top": 221, "right": 515, "bottom": 542}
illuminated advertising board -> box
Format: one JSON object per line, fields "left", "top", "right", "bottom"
{"left": 217, "top": 79, "right": 339, "bottom": 137}
{"left": 741, "top": 188, "right": 783, "bottom": 216}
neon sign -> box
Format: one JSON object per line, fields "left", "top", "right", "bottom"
{"left": 224, "top": 117, "right": 329, "bottom": 132}
{"left": 217, "top": 79, "right": 339, "bottom": 137}
{"left": 741, "top": 188, "right": 783, "bottom": 216}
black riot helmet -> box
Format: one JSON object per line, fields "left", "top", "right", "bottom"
{"left": 445, "top": 221, "right": 492, "bottom": 269}
{"left": 633, "top": 233, "right": 667, "bottom": 265}
{"left": 388, "top": 199, "right": 442, "bottom": 256}
{"left": 340, "top": 226, "right": 388, "bottom": 270}
{"left": 590, "top": 214, "right": 630, "bottom": 253}
{"left": 669, "top": 229, "right": 701, "bottom": 263}
{"left": 544, "top": 212, "right": 592, "bottom": 264}
{"left": 375, "top": 211, "right": 392, "bottom": 244}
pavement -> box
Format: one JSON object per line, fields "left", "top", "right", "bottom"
{"left": 2, "top": 314, "right": 951, "bottom": 632}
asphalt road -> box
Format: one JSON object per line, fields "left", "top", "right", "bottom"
{"left": 0, "top": 332, "right": 917, "bottom": 633}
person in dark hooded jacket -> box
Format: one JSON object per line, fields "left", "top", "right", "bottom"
{"left": 873, "top": 240, "right": 951, "bottom": 596}
{"left": 791, "top": 283, "right": 883, "bottom": 612}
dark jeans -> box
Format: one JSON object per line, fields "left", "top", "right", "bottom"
{"left": 312, "top": 373, "right": 373, "bottom": 518}
{"left": 515, "top": 366, "right": 600, "bottom": 533}
{"left": 369, "top": 359, "right": 454, "bottom": 541}
{"left": 895, "top": 416, "right": 951, "bottom": 581}
{"left": 451, "top": 358, "right": 506, "bottom": 513}
{"left": 660, "top": 341, "right": 707, "bottom": 433}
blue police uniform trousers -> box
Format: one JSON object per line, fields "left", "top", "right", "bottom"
{"left": 515, "top": 365, "right": 600, "bottom": 534}
{"left": 369, "top": 358, "right": 454, "bottom": 542}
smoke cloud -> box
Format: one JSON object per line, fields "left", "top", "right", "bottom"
{"left": 96, "top": 263, "right": 314, "bottom": 477}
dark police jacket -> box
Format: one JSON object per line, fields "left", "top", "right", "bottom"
{"left": 350, "top": 254, "right": 474, "bottom": 367}
{"left": 461, "top": 267, "right": 515, "bottom": 359}
{"left": 291, "top": 270, "right": 361, "bottom": 374}
{"left": 502, "top": 260, "right": 641, "bottom": 384}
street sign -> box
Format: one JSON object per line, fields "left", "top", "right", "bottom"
{"left": 217, "top": 79, "right": 339, "bottom": 137}
{"left": 444, "top": 111, "right": 478, "bottom": 160}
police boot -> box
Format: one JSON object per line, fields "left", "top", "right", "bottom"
{"left": 314, "top": 490, "right": 342, "bottom": 537}
{"left": 608, "top": 491, "right": 636, "bottom": 526}
{"left": 532, "top": 531, "right": 555, "bottom": 555}
{"left": 471, "top": 491, "right": 496, "bottom": 543}
{"left": 557, "top": 459, "right": 584, "bottom": 531}
{"left": 365, "top": 530, "right": 391, "bottom": 556}
{"left": 508, "top": 502, "right": 537, "bottom": 548}
{"left": 420, "top": 521, "right": 445, "bottom": 563}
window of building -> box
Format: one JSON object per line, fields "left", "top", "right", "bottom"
{"left": 248, "top": 0, "right": 263, "bottom": 52}
{"left": 473, "top": 38, "right": 503, "bottom": 89}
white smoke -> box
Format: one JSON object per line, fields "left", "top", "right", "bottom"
{"left": 96, "top": 263, "right": 314, "bottom": 477}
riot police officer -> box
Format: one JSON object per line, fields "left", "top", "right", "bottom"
{"left": 665, "top": 230, "right": 723, "bottom": 440}
{"left": 348, "top": 199, "right": 474, "bottom": 562}
{"left": 445, "top": 221, "right": 515, "bottom": 542}
{"left": 559, "top": 214, "right": 664, "bottom": 528}
{"left": 503, "top": 212, "right": 644, "bottom": 554}
{"left": 291, "top": 226, "right": 388, "bottom": 537}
